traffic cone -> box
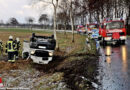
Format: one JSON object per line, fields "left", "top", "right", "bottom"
{"left": 0, "top": 78, "right": 4, "bottom": 87}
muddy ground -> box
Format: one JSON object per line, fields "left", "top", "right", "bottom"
{"left": 0, "top": 52, "right": 99, "bottom": 90}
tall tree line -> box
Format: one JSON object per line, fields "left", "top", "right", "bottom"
{"left": 33, "top": 0, "right": 130, "bottom": 45}
{"left": 58, "top": 0, "right": 130, "bottom": 24}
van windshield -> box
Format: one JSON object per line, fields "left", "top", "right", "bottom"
{"left": 106, "top": 21, "right": 124, "bottom": 29}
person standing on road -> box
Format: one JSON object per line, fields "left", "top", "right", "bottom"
{"left": 15, "top": 37, "right": 21, "bottom": 59}
{"left": 0, "top": 40, "right": 3, "bottom": 55}
{"left": 5, "top": 36, "right": 16, "bottom": 62}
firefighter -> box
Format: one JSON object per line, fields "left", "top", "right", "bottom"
{"left": 0, "top": 40, "right": 3, "bottom": 55}
{"left": 6, "top": 36, "right": 16, "bottom": 62}
{"left": 30, "top": 33, "right": 35, "bottom": 41}
{"left": 15, "top": 37, "right": 21, "bottom": 59}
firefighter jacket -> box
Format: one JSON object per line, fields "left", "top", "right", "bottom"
{"left": 0, "top": 42, "right": 3, "bottom": 50}
{"left": 6, "top": 40, "right": 16, "bottom": 52}
{"left": 16, "top": 41, "right": 21, "bottom": 50}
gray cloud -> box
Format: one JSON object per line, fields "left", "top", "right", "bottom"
{"left": 0, "top": 0, "right": 39, "bottom": 23}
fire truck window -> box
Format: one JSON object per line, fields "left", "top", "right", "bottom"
{"left": 106, "top": 21, "right": 124, "bottom": 29}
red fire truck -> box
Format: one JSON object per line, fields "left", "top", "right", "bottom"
{"left": 99, "top": 18, "right": 127, "bottom": 45}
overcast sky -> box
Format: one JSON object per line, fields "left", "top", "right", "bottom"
{"left": 0, "top": 0, "right": 53, "bottom": 24}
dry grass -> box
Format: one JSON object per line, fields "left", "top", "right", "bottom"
{"left": 0, "top": 60, "right": 31, "bottom": 73}
{"left": 0, "top": 28, "right": 87, "bottom": 72}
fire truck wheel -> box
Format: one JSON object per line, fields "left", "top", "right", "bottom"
{"left": 103, "top": 41, "right": 107, "bottom": 46}
{"left": 103, "top": 38, "right": 107, "bottom": 46}
{"left": 121, "top": 40, "right": 126, "bottom": 45}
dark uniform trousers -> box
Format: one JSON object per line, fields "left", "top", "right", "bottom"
{"left": 8, "top": 52, "right": 15, "bottom": 61}
{"left": 6, "top": 40, "right": 16, "bottom": 62}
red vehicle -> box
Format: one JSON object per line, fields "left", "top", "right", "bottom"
{"left": 86, "top": 24, "right": 99, "bottom": 34}
{"left": 77, "top": 25, "right": 86, "bottom": 34}
{"left": 99, "top": 19, "right": 127, "bottom": 44}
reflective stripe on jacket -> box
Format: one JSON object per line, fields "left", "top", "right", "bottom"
{"left": 0, "top": 42, "right": 3, "bottom": 49}
{"left": 6, "top": 40, "right": 15, "bottom": 52}
{"left": 15, "top": 41, "right": 21, "bottom": 50}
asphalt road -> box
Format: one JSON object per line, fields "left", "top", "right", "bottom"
{"left": 99, "top": 37, "right": 130, "bottom": 90}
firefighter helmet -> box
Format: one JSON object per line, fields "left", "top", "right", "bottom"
{"left": 9, "top": 35, "right": 13, "bottom": 40}
{"left": 16, "top": 37, "right": 20, "bottom": 42}
{"left": 32, "top": 33, "right": 35, "bottom": 37}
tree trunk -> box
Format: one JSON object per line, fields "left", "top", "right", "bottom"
{"left": 89, "top": 11, "right": 92, "bottom": 23}
{"left": 115, "top": 0, "right": 117, "bottom": 18}
{"left": 54, "top": 7, "right": 59, "bottom": 49}
{"left": 64, "top": 21, "right": 67, "bottom": 35}
{"left": 70, "top": 4, "right": 74, "bottom": 42}
{"left": 101, "top": 6, "right": 104, "bottom": 19}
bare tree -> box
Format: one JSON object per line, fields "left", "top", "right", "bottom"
{"left": 57, "top": 12, "right": 69, "bottom": 34}
{"left": 52, "top": 0, "right": 58, "bottom": 40}
{"left": 58, "top": 0, "right": 70, "bottom": 34}
{"left": 9, "top": 17, "right": 19, "bottom": 26}
{"left": 26, "top": 17, "right": 35, "bottom": 30}
{"left": 39, "top": 14, "right": 49, "bottom": 24}
{"left": 26, "top": 17, "right": 34, "bottom": 24}
{"left": 124, "top": 0, "right": 130, "bottom": 34}
{"left": 69, "top": 0, "right": 74, "bottom": 42}
{"left": 39, "top": 14, "right": 49, "bottom": 29}
{"left": 67, "top": 0, "right": 82, "bottom": 42}
{"left": 60, "top": 0, "right": 76, "bottom": 42}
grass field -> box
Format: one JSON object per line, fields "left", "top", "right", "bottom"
{"left": 0, "top": 28, "right": 52, "bottom": 43}
{"left": 0, "top": 28, "right": 90, "bottom": 55}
